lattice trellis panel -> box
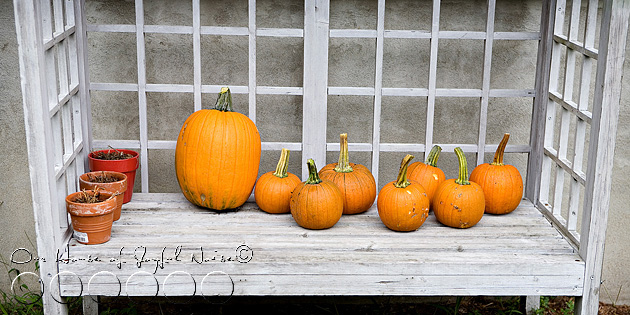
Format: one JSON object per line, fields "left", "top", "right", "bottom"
{"left": 538, "top": 0, "right": 601, "bottom": 248}
{"left": 86, "top": 0, "right": 539, "bottom": 191}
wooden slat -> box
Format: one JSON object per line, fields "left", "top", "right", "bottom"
{"left": 59, "top": 195, "right": 584, "bottom": 297}
{"left": 578, "top": 1, "right": 630, "bottom": 312}
{"left": 14, "top": 0, "right": 67, "bottom": 312}
{"left": 135, "top": 0, "right": 149, "bottom": 193}
{"left": 87, "top": 24, "right": 136, "bottom": 33}
{"left": 536, "top": 201, "right": 580, "bottom": 249}
{"left": 476, "top": 0, "right": 496, "bottom": 166}
{"left": 200, "top": 26, "right": 249, "bottom": 36}
{"left": 75, "top": 0, "right": 94, "bottom": 175}
{"left": 425, "top": 0, "right": 440, "bottom": 161}
{"left": 248, "top": 0, "right": 256, "bottom": 123}
{"left": 371, "top": 0, "right": 385, "bottom": 184}
{"left": 257, "top": 28, "right": 303, "bottom": 37}
{"left": 301, "top": 0, "right": 329, "bottom": 179}
{"left": 543, "top": 147, "right": 586, "bottom": 185}
{"left": 192, "top": 0, "right": 201, "bottom": 112}
{"left": 144, "top": 25, "right": 192, "bottom": 34}
{"left": 553, "top": 35, "right": 598, "bottom": 59}
{"left": 548, "top": 91, "right": 592, "bottom": 123}
{"left": 44, "top": 25, "right": 76, "bottom": 50}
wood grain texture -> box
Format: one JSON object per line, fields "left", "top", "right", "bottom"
{"left": 59, "top": 194, "right": 584, "bottom": 297}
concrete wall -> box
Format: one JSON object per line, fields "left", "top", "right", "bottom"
{"left": 1, "top": 0, "right": 629, "bottom": 305}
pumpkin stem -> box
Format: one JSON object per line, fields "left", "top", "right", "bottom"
{"left": 213, "top": 87, "right": 233, "bottom": 112}
{"left": 273, "top": 148, "right": 291, "bottom": 178}
{"left": 425, "top": 145, "right": 442, "bottom": 167}
{"left": 454, "top": 147, "right": 471, "bottom": 185}
{"left": 492, "top": 133, "right": 510, "bottom": 166}
{"left": 394, "top": 154, "right": 414, "bottom": 188}
{"left": 305, "top": 159, "right": 322, "bottom": 185}
{"left": 334, "top": 133, "right": 353, "bottom": 173}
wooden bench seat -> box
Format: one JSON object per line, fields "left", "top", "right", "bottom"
{"left": 58, "top": 193, "right": 584, "bottom": 297}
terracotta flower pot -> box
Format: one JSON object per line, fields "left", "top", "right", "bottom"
{"left": 88, "top": 149, "right": 139, "bottom": 203}
{"left": 79, "top": 171, "right": 127, "bottom": 221}
{"left": 66, "top": 190, "right": 116, "bottom": 245}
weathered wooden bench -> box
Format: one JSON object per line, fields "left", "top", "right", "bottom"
{"left": 13, "top": 0, "right": 630, "bottom": 314}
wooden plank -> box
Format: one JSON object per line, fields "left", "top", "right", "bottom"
{"left": 75, "top": 0, "right": 94, "bottom": 174}
{"left": 144, "top": 25, "right": 193, "bottom": 34}
{"left": 553, "top": 35, "right": 598, "bottom": 59}
{"left": 257, "top": 28, "right": 303, "bottom": 37}
{"left": 548, "top": 91, "right": 592, "bottom": 123}
{"left": 248, "top": 0, "right": 256, "bottom": 123}
{"left": 43, "top": 25, "right": 76, "bottom": 50}
{"left": 57, "top": 196, "right": 584, "bottom": 298}
{"left": 371, "top": 0, "right": 385, "bottom": 185}
{"left": 13, "top": 0, "right": 68, "bottom": 313}
{"left": 425, "top": 0, "right": 441, "bottom": 161}
{"left": 329, "top": 29, "right": 377, "bottom": 38}
{"left": 326, "top": 142, "right": 372, "bottom": 151}
{"left": 543, "top": 147, "right": 586, "bottom": 185}
{"left": 60, "top": 274, "right": 583, "bottom": 297}
{"left": 476, "top": 0, "right": 496, "bottom": 166}
{"left": 200, "top": 26, "right": 249, "bottom": 36}
{"left": 135, "top": 0, "right": 149, "bottom": 193}
{"left": 192, "top": 0, "right": 201, "bottom": 111}
{"left": 257, "top": 86, "right": 303, "bottom": 95}
{"left": 577, "top": 1, "right": 630, "bottom": 313}
{"left": 87, "top": 24, "right": 136, "bottom": 33}
{"left": 301, "top": 0, "right": 329, "bottom": 179}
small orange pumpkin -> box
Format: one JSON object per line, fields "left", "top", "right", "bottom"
{"left": 290, "top": 159, "right": 343, "bottom": 229}
{"left": 377, "top": 154, "right": 430, "bottom": 232}
{"left": 470, "top": 133, "right": 523, "bottom": 214}
{"left": 175, "top": 88, "right": 261, "bottom": 210}
{"left": 432, "top": 147, "right": 485, "bottom": 229}
{"left": 407, "top": 145, "right": 446, "bottom": 206}
{"left": 319, "top": 133, "right": 376, "bottom": 214}
{"left": 254, "top": 149, "right": 301, "bottom": 214}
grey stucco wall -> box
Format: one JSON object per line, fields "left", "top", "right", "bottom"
{"left": 1, "top": 0, "right": 630, "bottom": 305}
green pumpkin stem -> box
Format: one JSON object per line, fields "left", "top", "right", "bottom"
{"left": 454, "top": 147, "right": 471, "bottom": 185}
{"left": 425, "top": 145, "right": 442, "bottom": 167}
{"left": 394, "top": 154, "right": 415, "bottom": 188}
{"left": 492, "top": 133, "right": 510, "bottom": 166}
{"left": 334, "top": 133, "right": 353, "bottom": 173}
{"left": 305, "top": 159, "right": 322, "bottom": 185}
{"left": 213, "top": 87, "right": 233, "bottom": 112}
{"left": 273, "top": 148, "right": 291, "bottom": 178}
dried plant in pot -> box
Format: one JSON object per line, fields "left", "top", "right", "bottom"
{"left": 79, "top": 171, "right": 128, "bottom": 221}
{"left": 88, "top": 147, "right": 139, "bottom": 203}
{"left": 65, "top": 189, "right": 117, "bottom": 245}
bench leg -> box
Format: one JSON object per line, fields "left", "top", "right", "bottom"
{"left": 520, "top": 296, "right": 540, "bottom": 315}
{"left": 82, "top": 296, "right": 99, "bottom": 315}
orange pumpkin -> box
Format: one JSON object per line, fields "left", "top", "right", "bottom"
{"left": 432, "top": 148, "right": 485, "bottom": 228}
{"left": 175, "top": 88, "right": 261, "bottom": 210}
{"left": 290, "top": 159, "right": 343, "bottom": 229}
{"left": 377, "top": 154, "right": 430, "bottom": 232}
{"left": 470, "top": 133, "right": 523, "bottom": 214}
{"left": 319, "top": 133, "right": 376, "bottom": 214}
{"left": 407, "top": 145, "right": 446, "bottom": 206}
{"left": 254, "top": 149, "right": 301, "bottom": 214}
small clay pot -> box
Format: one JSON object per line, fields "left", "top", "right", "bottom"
{"left": 79, "top": 171, "right": 127, "bottom": 221}
{"left": 66, "top": 190, "right": 116, "bottom": 245}
{"left": 88, "top": 149, "right": 139, "bottom": 203}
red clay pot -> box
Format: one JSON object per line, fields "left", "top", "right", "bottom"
{"left": 66, "top": 190, "right": 116, "bottom": 245}
{"left": 79, "top": 171, "right": 127, "bottom": 221}
{"left": 88, "top": 149, "right": 139, "bottom": 203}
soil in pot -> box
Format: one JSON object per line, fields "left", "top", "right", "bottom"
{"left": 66, "top": 190, "right": 116, "bottom": 245}
{"left": 79, "top": 171, "right": 127, "bottom": 221}
{"left": 88, "top": 148, "right": 139, "bottom": 204}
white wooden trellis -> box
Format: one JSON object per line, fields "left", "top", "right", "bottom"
{"left": 12, "top": 0, "right": 630, "bottom": 314}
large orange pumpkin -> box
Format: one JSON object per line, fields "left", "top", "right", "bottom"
{"left": 254, "top": 148, "right": 301, "bottom": 214}
{"left": 319, "top": 133, "right": 376, "bottom": 214}
{"left": 407, "top": 145, "right": 446, "bottom": 206}
{"left": 470, "top": 133, "right": 523, "bottom": 214}
{"left": 377, "top": 154, "right": 430, "bottom": 232}
{"left": 290, "top": 159, "right": 343, "bottom": 229}
{"left": 432, "top": 148, "right": 485, "bottom": 229}
{"left": 175, "top": 88, "right": 261, "bottom": 210}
